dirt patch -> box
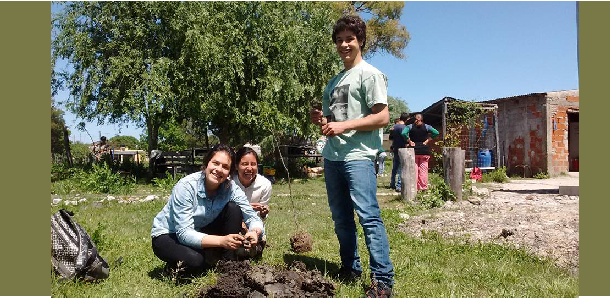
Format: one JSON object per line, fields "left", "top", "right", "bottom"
{"left": 198, "top": 260, "right": 335, "bottom": 297}
{"left": 290, "top": 232, "right": 313, "bottom": 253}
{"left": 399, "top": 176, "right": 579, "bottom": 275}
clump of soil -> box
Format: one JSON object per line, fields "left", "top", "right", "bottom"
{"left": 198, "top": 260, "right": 335, "bottom": 297}
{"left": 290, "top": 232, "right": 313, "bottom": 253}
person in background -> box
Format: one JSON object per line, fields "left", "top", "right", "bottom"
{"left": 401, "top": 113, "right": 439, "bottom": 191}
{"left": 233, "top": 146, "right": 272, "bottom": 220}
{"left": 376, "top": 148, "right": 387, "bottom": 177}
{"left": 310, "top": 15, "right": 394, "bottom": 298}
{"left": 389, "top": 113, "right": 410, "bottom": 192}
{"left": 90, "top": 136, "right": 110, "bottom": 161}
{"left": 151, "top": 144, "right": 264, "bottom": 275}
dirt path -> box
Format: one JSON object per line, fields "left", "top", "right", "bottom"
{"left": 399, "top": 173, "right": 579, "bottom": 275}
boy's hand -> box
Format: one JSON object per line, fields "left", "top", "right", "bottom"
{"left": 322, "top": 122, "right": 349, "bottom": 137}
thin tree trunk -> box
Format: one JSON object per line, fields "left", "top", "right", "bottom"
{"left": 63, "top": 126, "right": 73, "bottom": 167}
{"left": 147, "top": 118, "right": 159, "bottom": 178}
{"left": 204, "top": 125, "right": 210, "bottom": 149}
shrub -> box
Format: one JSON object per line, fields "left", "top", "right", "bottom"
{"left": 533, "top": 172, "right": 550, "bottom": 179}
{"left": 76, "top": 163, "right": 135, "bottom": 194}
{"left": 152, "top": 172, "right": 184, "bottom": 192}
{"left": 481, "top": 167, "right": 509, "bottom": 183}
{"left": 51, "top": 179, "right": 80, "bottom": 195}
{"left": 416, "top": 173, "right": 456, "bottom": 209}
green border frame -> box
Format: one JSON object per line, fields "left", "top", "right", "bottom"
{"left": 579, "top": 1, "right": 610, "bottom": 295}
{"left": 0, "top": 1, "right": 607, "bottom": 296}
{"left": 0, "top": 1, "right": 50, "bottom": 296}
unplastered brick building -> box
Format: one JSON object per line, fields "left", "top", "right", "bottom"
{"left": 486, "top": 89, "right": 579, "bottom": 177}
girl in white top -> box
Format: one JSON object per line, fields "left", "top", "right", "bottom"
{"left": 233, "top": 146, "right": 272, "bottom": 220}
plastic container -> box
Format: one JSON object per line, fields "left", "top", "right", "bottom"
{"left": 477, "top": 149, "right": 492, "bottom": 167}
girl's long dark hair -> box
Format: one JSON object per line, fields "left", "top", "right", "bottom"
{"left": 201, "top": 144, "right": 236, "bottom": 178}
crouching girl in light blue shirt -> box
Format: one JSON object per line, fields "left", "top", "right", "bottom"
{"left": 151, "top": 144, "right": 264, "bottom": 274}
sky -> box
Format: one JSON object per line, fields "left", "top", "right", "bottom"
{"left": 54, "top": 1, "right": 578, "bottom": 143}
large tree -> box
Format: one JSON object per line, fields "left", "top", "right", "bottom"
{"left": 52, "top": 2, "right": 411, "bottom": 150}
{"left": 52, "top": 2, "right": 185, "bottom": 155}
{"left": 174, "top": 2, "right": 342, "bottom": 145}
{"left": 384, "top": 95, "right": 410, "bottom": 134}
{"left": 108, "top": 135, "right": 141, "bottom": 150}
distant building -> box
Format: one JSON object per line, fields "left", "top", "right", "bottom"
{"left": 417, "top": 89, "right": 579, "bottom": 177}
{"left": 485, "top": 89, "right": 579, "bottom": 177}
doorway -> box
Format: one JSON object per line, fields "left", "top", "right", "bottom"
{"left": 568, "top": 111, "right": 579, "bottom": 172}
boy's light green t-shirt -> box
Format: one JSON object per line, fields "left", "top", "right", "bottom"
{"left": 321, "top": 60, "right": 388, "bottom": 162}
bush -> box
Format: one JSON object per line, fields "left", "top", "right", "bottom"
{"left": 152, "top": 172, "right": 184, "bottom": 192}
{"left": 481, "top": 167, "right": 509, "bottom": 183}
{"left": 533, "top": 172, "right": 550, "bottom": 179}
{"left": 76, "top": 163, "right": 135, "bottom": 194}
{"left": 416, "top": 173, "right": 456, "bottom": 209}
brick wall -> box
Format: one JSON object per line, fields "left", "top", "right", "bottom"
{"left": 547, "top": 91, "right": 579, "bottom": 176}
{"left": 494, "top": 94, "right": 547, "bottom": 177}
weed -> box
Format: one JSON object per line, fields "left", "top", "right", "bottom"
{"left": 533, "top": 172, "right": 550, "bottom": 179}
{"left": 481, "top": 167, "right": 509, "bottom": 183}
{"left": 90, "top": 222, "right": 108, "bottom": 253}
{"left": 76, "top": 163, "right": 136, "bottom": 194}
{"left": 462, "top": 173, "right": 474, "bottom": 199}
{"left": 416, "top": 174, "right": 456, "bottom": 209}
{"left": 153, "top": 172, "right": 185, "bottom": 192}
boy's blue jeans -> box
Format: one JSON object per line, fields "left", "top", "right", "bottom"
{"left": 323, "top": 159, "right": 395, "bottom": 286}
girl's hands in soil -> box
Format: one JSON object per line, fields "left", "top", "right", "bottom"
{"left": 259, "top": 206, "right": 269, "bottom": 218}
{"left": 221, "top": 234, "right": 245, "bottom": 250}
{"left": 251, "top": 203, "right": 265, "bottom": 212}
{"left": 244, "top": 231, "right": 258, "bottom": 247}
{"left": 251, "top": 203, "right": 270, "bottom": 219}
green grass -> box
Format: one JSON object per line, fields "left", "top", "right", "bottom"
{"left": 51, "top": 171, "right": 578, "bottom": 297}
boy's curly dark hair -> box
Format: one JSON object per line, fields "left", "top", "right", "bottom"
{"left": 332, "top": 15, "right": 367, "bottom": 51}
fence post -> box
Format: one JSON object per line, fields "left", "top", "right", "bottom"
{"left": 398, "top": 148, "right": 417, "bottom": 202}
{"left": 442, "top": 147, "right": 465, "bottom": 200}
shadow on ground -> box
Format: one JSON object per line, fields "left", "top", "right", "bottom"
{"left": 495, "top": 189, "right": 559, "bottom": 194}
{"left": 283, "top": 253, "right": 340, "bottom": 276}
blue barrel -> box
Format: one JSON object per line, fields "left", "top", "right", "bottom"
{"left": 477, "top": 149, "right": 492, "bottom": 167}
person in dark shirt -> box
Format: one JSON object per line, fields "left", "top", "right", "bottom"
{"left": 401, "top": 113, "right": 439, "bottom": 191}
{"left": 389, "top": 113, "right": 410, "bottom": 191}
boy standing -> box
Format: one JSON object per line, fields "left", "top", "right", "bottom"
{"left": 310, "top": 15, "right": 394, "bottom": 297}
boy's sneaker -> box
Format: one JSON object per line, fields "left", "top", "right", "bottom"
{"left": 338, "top": 266, "right": 362, "bottom": 282}
{"left": 365, "top": 280, "right": 393, "bottom": 298}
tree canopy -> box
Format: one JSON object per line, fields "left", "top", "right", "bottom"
{"left": 108, "top": 135, "right": 141, "bottom": 150}
{"left": 52, "top": 2, "right": 411, "bottom": 150}
{"left": 52, "top": 2, "right": 186, "bottom": 153}
{"left": 385, "top": 95, "right": 410, "bottom": 134}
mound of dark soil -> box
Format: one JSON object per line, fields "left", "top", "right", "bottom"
{"left": 290, "top": 232, "right": 313, "bottom": 253}
{"left": 198, "top": 260, "right": 335, "bottom": 297}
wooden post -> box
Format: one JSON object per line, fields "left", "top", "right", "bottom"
{"left": 398, "top": 148, "right": 417, "bottom": 202}
{"left": 442, "top": 147, "right": 465, "bottom": 200}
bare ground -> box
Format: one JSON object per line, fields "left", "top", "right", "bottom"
{"left": 399, "top": 173, "right": 579, "bottom": 275}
